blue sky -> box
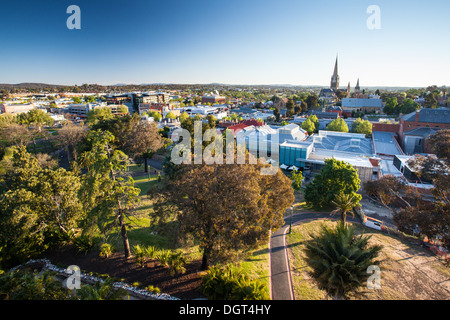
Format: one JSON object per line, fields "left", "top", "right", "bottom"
{"left": 0, "top": 0, "right": 449, "bottom": 87}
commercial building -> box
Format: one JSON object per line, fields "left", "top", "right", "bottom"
{"left": 64, "top": 103, "right": 126, "bottom": 118}
{"left": 279, "top": 131, "right": 380, "bottom": 182}
{"left": 201, "top": 94, "right": 227, "bottom": 105}
{"left": 0, "top": 103, "right": 35, "bottom": 114}
{"left": 177, "top": 105, "right": 228, "bottom": 120}
{"left": 236, "top": 123, "right": 308, "bottom": 161}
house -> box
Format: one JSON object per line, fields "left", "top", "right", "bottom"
{"left": 341, "top": 98, "right": 383, "bottom": 113}
{"left": 398, "top": 108, "right": 450, "bottom": 154}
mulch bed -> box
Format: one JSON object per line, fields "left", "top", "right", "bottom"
{"left": 43, "top": 246, "right": 206, "bottom": 300}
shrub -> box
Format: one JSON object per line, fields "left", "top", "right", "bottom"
{"left": 157, "top": 249, "right": 172, "bottom": 267}
{"left": 304, "top": 222, "right": 383, "bottom": 299}
{"left": 167, "top": 251, "right": 186, "bottom": 276}
{"left": 132, "top": 245, "right": 147, "bottom": 267}
{"left": 77, "top": 278, "right": 127, "bottom": 300}
{"left": 145, "top": 285, "right": 161, "bottom": 294}
{"left": 73, "top": 235, "right": 98, "bottom": 254}
{"left": 99, "top": 243, "right": 114, "bottom": 258}
{"left": 0, "top": 269, "right": 71, "bottom": 300}
{"left": 144, "top": 245, "right": 158, "bottom": 259}
{"left": 201, "top": 264, "right": 267, "bottom": 300}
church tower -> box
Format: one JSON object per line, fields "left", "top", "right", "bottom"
{"left": 330, "top": 56, "right": 340, "bottom": 91}
{"left": 355, "top": 78, "right": 361, "bottom": 92}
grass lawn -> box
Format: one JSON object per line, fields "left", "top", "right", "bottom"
{"left": 240, "top": 243, "right": 271, "bottom": 299}
{"left": 286, "top": 219, "right": 450, "bottom": 300}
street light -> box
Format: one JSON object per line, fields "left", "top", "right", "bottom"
{"left": 289, "top": 205, "right": 294, "bottom": 234}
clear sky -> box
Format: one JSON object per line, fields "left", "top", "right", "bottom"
{"left": 0, "top": 0, "right": 449, "bottom": 87}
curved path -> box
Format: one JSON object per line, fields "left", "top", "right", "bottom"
{"left": 269, "top": 212, "right": 360, "bottom": 300}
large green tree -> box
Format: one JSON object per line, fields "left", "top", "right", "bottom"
{"left": 78, "top": 130, "right": 140, "bottom": 259}
{"left": 0, "top": 146, "right": 83, "bottom": 267}
{"left": 304, "top": 158, "right": 362, "bottom": 209}
{"left": 326, "top": 118, "right": 349, "bottom": 133}
{"left": 352, "top": 118, "right": 372, "bottom": 137}
{"left": 151, "top": 159, "right": 294, "bottom": 270}
{"left": 301, "top": 118, "right": 315, "bottom": 135}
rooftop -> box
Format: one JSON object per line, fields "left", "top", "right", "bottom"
{"left": 372, "top": 131, "right": 404, "bottom": 156}
{"left": 305, "top": 130, "right": 374, "bottom": 155}
{"left": 401, "top": 108, "right": 450, "bottom": 124}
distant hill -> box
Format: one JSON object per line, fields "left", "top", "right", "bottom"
{"left": 0, "top": 83, "right": 65, "bottom": 89}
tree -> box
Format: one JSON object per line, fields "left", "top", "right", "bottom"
{"left": 149, "top": 111, "right": 162, "bottom": 122}
{"left": 86, "top": 107, "right": 114, "bottom": 126}
{"left": 151, "top": 160, "right": 294, "bottom": 270}
{"left": 300, "top": 101, "right": 308, "bottom": 113}
{"left": 84, "top": 95, "right": 96, "bottom": 103}
{"left": 305, "top": 158, "right": 362, "bottom": 209}
{"left": 304, "top": 222, "right": 382, "bottom": 300}
{"left": 326, "top": 118, "right": 349, "bottom": 133}
{"left": 330, "top": 192, "right": 361, "bottom": 223}
{"left": 165, "top": 111, "right": 176, "bottom": 120}
{"left": 352, "top": 118, "right": 372, "bottom": 137}
{"left": 301, "top": 118, "right": 315, "bottom": 135}
{"left": 306, "top": 94, "right": 319, "bottom": 109}
{"left": 424, "top": 93, "right": 437, "bottom": 108}
{"left": 56, "top": 122, "right": 87, "bottom": 162}
{"left": 400, "top": 98, "right": 420, "bottom": 114}
{"left": 383, "top": 97, "right": 399, "bottom": 115}
{"left": 0, "top": 124, "right": 31, "bottom": 147}
{"left": 308, "top": 114, "right": 319, "bottom": 131}
{"left": 179, "top": 111, "right": 190, "bottom": 123}
{"left": 286, "top": 99, "right": 295, "bottom": 117}
{"left": 0, "top": 146, "right": 83, "bottom": 267}
{"left": 72, "top": 96, "right": 82, "bottom": 104}
{"left": 273, "top": 108, "right": 281, "bottom": 122}
{"left": 206, "top": 114, "right": 217, "bottom": 127}
{"left": 122, "top": 121, "right": 164, "bottom": 173}
{"left": 291, "top": 169, "right": 304, "bottom": 191}
{"left": 78, "top": 130, "right": 140, "bottom": 259}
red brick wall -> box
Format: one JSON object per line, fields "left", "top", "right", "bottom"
{"left": 372, "top": 123, "right": 400, "bottom": 134}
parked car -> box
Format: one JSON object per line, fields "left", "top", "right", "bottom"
{"left": 363, "top": 216, "right": 385, "bottom": 231}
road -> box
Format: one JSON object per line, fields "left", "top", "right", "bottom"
{"left": 270, "top": 212, "right": 360, "bottom": 300}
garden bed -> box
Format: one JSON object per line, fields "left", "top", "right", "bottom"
{"left": 43, "top": 245, "right": 206, "bottom": 300}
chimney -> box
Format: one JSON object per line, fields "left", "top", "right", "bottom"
{"left": 414, "top": 110, "right": 420, "bottom": 122}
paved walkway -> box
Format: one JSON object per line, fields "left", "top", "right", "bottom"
{"left": 269, "top": 212, "right": 359, "bottom": 300}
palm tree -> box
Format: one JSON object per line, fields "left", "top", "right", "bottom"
{"left": 304, "top": 222, "right": 383, "bottom": 300}
{"left": 331, "top": 192, "right": 361, "bottom": 223}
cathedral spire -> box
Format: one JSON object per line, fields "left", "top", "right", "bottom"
{"left": 355, "top": 78, "right": 360, "bottom": 92}
{"left": 333, "top": 56, "right": 338, "bottom": 78}
{"left": 330, "top": 55, "right": 340, "bottom": 91}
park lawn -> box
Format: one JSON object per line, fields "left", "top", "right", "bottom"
{"left": 286, "top": 219, "right": 450, "bottom": 300}
{"left": 240, "top": 243, "right": 271, "bottom": 300}
{"left": 285, "top": 190, "right": 331, "bottom": 218}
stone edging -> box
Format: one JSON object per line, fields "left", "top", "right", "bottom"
{"left": 9, "top": 258, "right": 180, "bottom": 300}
